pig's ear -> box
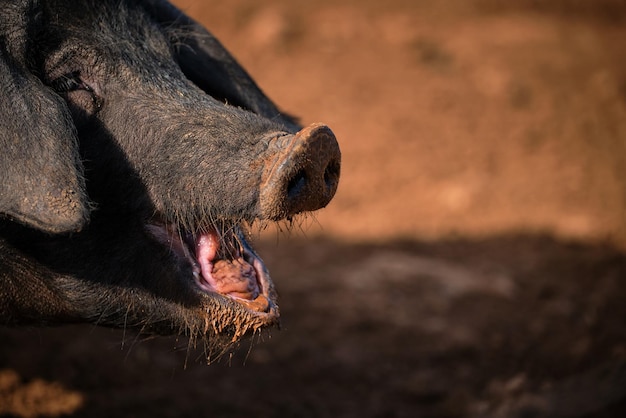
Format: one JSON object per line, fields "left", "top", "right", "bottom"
{"left": 0, "top": 34, "right": 89, "bottom": 233}
{"left": 148, "top": 1, "right": 300, "bottom": 131}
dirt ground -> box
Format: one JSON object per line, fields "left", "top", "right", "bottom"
{"left": 2, "top": 0, "right": 626, "bottom": 417}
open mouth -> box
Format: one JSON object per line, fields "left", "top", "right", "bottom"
{"left": 146, "top": 221, "right": 275, "bottom": 314}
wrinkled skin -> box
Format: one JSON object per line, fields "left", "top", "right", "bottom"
{"left": 0, "top": 0, "right": 340, "bottom": 350}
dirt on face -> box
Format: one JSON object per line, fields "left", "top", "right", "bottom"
{"left": 1, "top": 0, "right": 626, "bottom": 417}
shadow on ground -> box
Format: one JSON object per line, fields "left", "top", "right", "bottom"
{"left": 1, "top": 234, "right": 626, "bottom": 417}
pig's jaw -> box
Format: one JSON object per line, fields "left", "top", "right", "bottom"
{"left": 145, "top": 222, "right": 277, "bottom": 315}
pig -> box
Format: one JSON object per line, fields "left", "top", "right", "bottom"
{"left": 0, "top": 0, "right": 340, "bottom": 350}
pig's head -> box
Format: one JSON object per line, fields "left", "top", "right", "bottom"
{"left": 0, "top": 0, "right": 340, "bottom": 350}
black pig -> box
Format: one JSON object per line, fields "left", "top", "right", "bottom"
{"left": 0, "top": 0, "right": 340, "bottom": 349}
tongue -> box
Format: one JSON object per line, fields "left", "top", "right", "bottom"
{"left": 212, "top": 258, "right": 260, "bottom": 300}
{"left": 196, "top": 231, "right": 260, "bottom": 300}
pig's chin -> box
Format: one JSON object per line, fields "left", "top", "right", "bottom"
{"left": 145, "top": 222, "right": 276, "bottom": 315}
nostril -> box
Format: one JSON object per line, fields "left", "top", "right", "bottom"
{"left": 287, "top": 169, "right": 307, "bottom": 200}
{"left": 324, "top": 160, "right": 340, "bottom": 190}
{"left": 260, "top": 123, "right": 340, "bottom": 220}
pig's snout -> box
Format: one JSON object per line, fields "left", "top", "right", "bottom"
{"left": 260, "top": 123, "right": 341, "bottom": 220}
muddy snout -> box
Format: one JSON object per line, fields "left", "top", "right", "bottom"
{"left": 260, "top": 123, "right": 341, "bottom": 220}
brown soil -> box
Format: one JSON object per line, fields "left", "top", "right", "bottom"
{"left": 2, "top": 0, "right": 626, "bottom": 417}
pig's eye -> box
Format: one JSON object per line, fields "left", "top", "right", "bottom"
{"left": 51, "top": 71, "right": 92, "bottom": 93}
{"left": 50, "top": 71, "right": 103, "bottom": 115}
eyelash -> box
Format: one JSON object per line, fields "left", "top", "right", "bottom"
{"left": 51, "top": 71, "right": 93, "bottom": 93}
{"left": 50, "top": 71, "right": 103, "bottom": 112}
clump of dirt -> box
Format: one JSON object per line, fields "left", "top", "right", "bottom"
{"left": 0, "top": 370, "right": 83, "bottom": 418}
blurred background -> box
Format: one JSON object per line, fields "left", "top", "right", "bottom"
{"left": 174, "top": 0, "right": 626, "bottom": 247}
{"left": 1, "top": 0, "right": 626, "bottom": 417}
